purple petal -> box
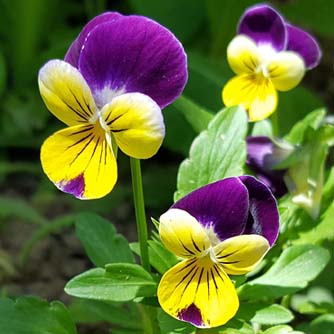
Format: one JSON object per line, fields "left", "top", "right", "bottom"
{"left": 246, "top": 136, "right": 290, "bottom": 197}
{"left": 247, "top": 136, "right": 276, "bottom": 171}
{"left": 286, "top": 24, "right": 322, "bottom": 69}
{"left": 65, "top": 12, "right": 122, "bottom": 67}
{"left": 172, "top": 178, "right": 249, "bottom": 241}
{"left": 239, "top": 176, "right": 279, "bottom": 246}
{"left": 59, "top": 173, "right": 85, "bottom": 198}
{"left": 178, "top": 303, "right": 203, "bottom": 327}
{"left": 78, "top": 15, "right": 188, "bottom": 109}
{"left": 238, "top": 4, "right": 287, "bottom": 51}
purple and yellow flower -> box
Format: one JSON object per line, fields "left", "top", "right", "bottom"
{"left": 222, "top": 4, "right": 321, "bottom": 121}
{"left": 157, "top": 176, "right": 279, "bottom": 328}
{"left": 38, "top": 13, "right": 187, "bottom": 199}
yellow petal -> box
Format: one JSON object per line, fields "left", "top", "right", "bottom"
{"left": 227, "top": 35, "right": 260, "bottom": 75}
{"left": 38, "top": 60, "right": 97, "bottom": 126}
{"left": 268, "top": 51, "right": 305, "bottom": 91}
{"left": 159, "top": 209, "right": 210, "bottom": 258}
{"left": 40, "top": 124, "right": 117, "bottom": 199}
{"left": 101, "top": 92, "right": 165, "bottom": 159}
{"left": 158, "top": 257, "right": 239, "bottom": 328}
{"left": 214, "top": 234, "right": 270, "bottom": 275}
{"left": 222, "top": 74, "right": 278, "bottom": 122}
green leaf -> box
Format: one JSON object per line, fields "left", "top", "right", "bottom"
{"left": 75, "top": 213, "right": 134, "bottom": 267}
{"left": 175, "top": 106, "right": 247, "bottom": 201}
{"left": 131, "top": 238, "right": 178, "bottom": 275}
{"left": 69, "top": 299, "right": 143, "bottom": 330}
{"left": 263, "top": 325, "right": 303, "bottom": 334}
{"left": 238, "top": 245, "right": 330, "bottom": 300}
{"left": 162, "top": 104, "right": 197, "bottom": 155}
{"left": 298, "top": 314, "right": 334, "bottom": 334}
{"left": 0, "top": 296, "right": 76, "bottom": 334}
{"left": 292, "top": 202, "right": 334, "bottom": 245}
{"left": 158, "top": 310, "right": 195, "bottom": 334}
{"left": 250, "top": 304, "right": 294, "bottom": 325}
{"left": 251, "top": 120, "right": 273, "bottom": 137}
{"left": 284, "top": 109, "right": 326, "bottom": 144}
{"left": 172, "top": 95, "right": 214, "bottom": 133}
{"left": 65, "top": 264, "right": 157, "bottom": 302}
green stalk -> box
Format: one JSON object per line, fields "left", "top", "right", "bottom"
{"left": 130, "top": 157, "right": 150, "bottom": 272}
{"left": 271, "top": 110, "right": 280, "bottom": 137}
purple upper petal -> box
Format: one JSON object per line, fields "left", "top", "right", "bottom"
{"left": 77, "top": 15, "right": 188, "bottom": 109}
{"left": 238, "top": 4, "right": 287, "bottom": 51}
{"left": 246, "top": 136, "right": 290, "bottom": 197}
{"left": 172, "top": 178, "right": 250, "bottom": 241}
{"left": 286, "top": 24, "right": 322, "bottom": 69}
{"left": 65, "top": 12, "right": 122, "bottom": 67}
{"left": 239, "top": 176, "right": 279, "bottom": 246}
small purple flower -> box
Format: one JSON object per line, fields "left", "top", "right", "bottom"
{"left": 246, "top": 136, "right": 293, "bottom": 197}
{"left": 157, "top": 176, "right": 279, "bottom": 328}
{"left": 223, "top": 4, "right": 321, "bottom": 121}
{"left": 38, "top": 12, "right": 188, "bottom": 199}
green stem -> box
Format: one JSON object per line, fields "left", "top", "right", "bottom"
{"left": 271, "top": 110, "right": 280, "bottom": 137}
{"left": 130, "top": 157, "right": 150, "bottom": 272}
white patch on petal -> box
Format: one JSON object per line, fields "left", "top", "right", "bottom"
{"left": 94, "top": 86, "right": 126, "bottom": 108}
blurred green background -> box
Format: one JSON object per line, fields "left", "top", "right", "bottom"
{"left": 0, "top": 0, "right": 333, "bottom": 318}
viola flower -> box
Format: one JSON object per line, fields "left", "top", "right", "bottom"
{"left": 222, "top": 4, "right": 321, "bottom": 121}
{"left": 38, "top": 13, "right": 187, "bottom": 199}
{"left": 246, "top": 136, "right": 293, "bottom": 197}
{"left": 157, "top": 176, "right": 279, "bottom": 328}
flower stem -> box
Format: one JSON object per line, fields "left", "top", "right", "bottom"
{"left": 130, "top": 157, "right": 150, "bottom": 272}
{"left": 271, "top": 111, "right": 280, "bottom": 137}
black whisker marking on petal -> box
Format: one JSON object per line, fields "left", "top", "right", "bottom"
{"left": 179, "top": 267, "right": 199, "bottom": 300}
{"left": 111, "top": 128, "right": 128, "bottom": 133}
{"left": 222, "top": 260, "right": 240, "bottom": 264}
{"left": 106, "top": 113, "right": 126, "bottom": 126}
{"left": 191, "top": 237, "right": 202, "bottom": 253}
{"left": 174, "top": 259, "right": 196, "bottom": 275}
{"left": 194, "top": 268, "right": 204, "bottom": 297}
{"left": 175, "top": 264, "right": 197, "bottom": 290}
{"left": 210, "top": 269, "right": 218, "bottom": 291}
{"left": 82, "top": 96, "right": 94, "bottom": 115}
{"left": 68, "top": 126, "right": 92, "bottom": 136}
{"left": 213, "top": 265, "right": 225, "bottom": 283}
{"left": 68, "top": 88, "right": 91, "bottom": 118}
{"left": 85, "top": 136, "right": 100, "bottom": 174}
{"left": 178, "top": 238, "right": 195, "bottom": 255}
{"left": 69, "top": 135, "right": 94, "bottom": 166}
{"left": 216, "top": 249, "right": 240, "bottom": 259}
{"left": 63, "top": 100, "right": 87, "bottom": 120}
{"left": 67, "top": 133, "right": 93, "bottom": 150}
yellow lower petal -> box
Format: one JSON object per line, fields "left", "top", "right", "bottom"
{"left": 268, "top": 51, "right": 305, "bottom": 91}
{"left": 159, "top": 209, "right": 210, "bottom": 258}
{"left": 41, "top": 124, "right": 117, "bottom": 199}
{"left": 214, "top": 234, "right": 270, "bottom": 275}
{"left": 158, "top": 256, "right": 239, "bottom": 328}
{"left": 222, "top": 74, "right": 278, "bottom": 122}
{"left": 101, "top": 92, "right": 165, "bottom": 159}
